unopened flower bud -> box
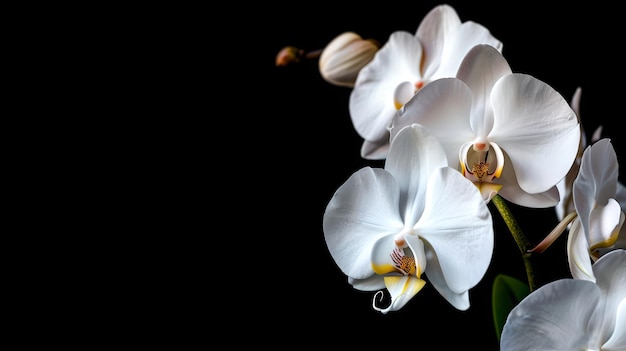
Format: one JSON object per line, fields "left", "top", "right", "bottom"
{"left": 276, "top": 46, "right": 304, "bottom": 67}
{"left": 319, "top": 32, "right": 379, "bottom": 88}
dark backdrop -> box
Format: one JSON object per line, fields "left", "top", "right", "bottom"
{"left": 252, "top": 2, "right": 624, "bottom": 348}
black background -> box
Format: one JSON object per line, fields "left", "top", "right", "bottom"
{"left": 251, "top": 2, "right": 625, "bottom": 348}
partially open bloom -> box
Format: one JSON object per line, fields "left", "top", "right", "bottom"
{"left": 349, "top": 4, "right": 502, "bottom": 160}
{"left": 500, "top": 249, "right": 626, "bottom": 350}
{"left": 318, "top": 32, "right": 379, "bottom": 88}
{"left": 323, "top": 123, "right": 494, "bottom": 313}
{"left": 567, "top": 138, "right": 625, "bottom": 281}
{"left": 534, "top": 138, "right": 626, "bottom": 278}
{"left": 530, "top": 91, "right": 626, "bottom": 268}
{"left": 391, "top": 44, "right": 580, "bottom": 207}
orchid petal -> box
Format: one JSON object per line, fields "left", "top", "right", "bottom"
{"left": 593, "top": 249, "right": 626, "bottom": 313}
{"left": 456, "top": 44, "right": 511, "bottom": 138}
{"left": 616, "top": 181, "right": 626, "bottom": 211}
{"left": 371, "top": 235, "right": 404, "bottom": 275}
{"left": 489, "top": 141, "right": 505, "bottom": 179}
{"left": 360, "top": 139, "right": 390, "bottom": 161}
{"left": 489, "top": 73, "right": 580, "bottom": 194}
{"left": 393, "top": 81, "right": 416, "bottom": 110}
{"left": 603, "top": 298, "right": 626, "bottom": 350}
{"left": 323, "top": 167, "right": 404, "bottom": 279}
{"left": 417, "top": 5, "right": 503, "bottom": 78}
{"left": 501, "top": 250, "right": 626, "bottom": 350}
{"left": 556, "top": 158, "right": 580, "bottom": 221}
{"left": 577, "top": 138, "right": 619, "bottom": 207}
{"left": 501, "top": 280, "right": 601, "bottom": 350}
{"left": 459, "top": 142, "right": 473, "bottom": 175}
{"left": 587, "top": 199, "right": 623, "bottom": 251}
{"left": 435, "top": 24, "right": 504, "bottom": 79}
{"left": 593, "top": 250, "right": 626, "bottom": 346}
{"left": 415, "top": 4, "right": 461, "bottom": 77}
{"left": 391, "top": 78, "right": 473, "bottom": 168}
{"left": 385, "top": 123, "right": 448, "bottom": 225}
{"left": 572, "top": 139, "right": 624, "bottom": 258}
{"left": 421, "top": 245, "right": 471, "bottom": 310}
{"left": 476, "top": 182, "right": 503, "bottom": 202}
{"left": 497, "top": 151, "right": 560, "bottom": 207}
{"left": 567, "top": 218, "right": 595, "bottom": 282}
{"left": 348, "top": 275, "right": 386, "bottom": 291}
{"left": 571, "top": 86, "right": 582, "bottom": 117}
{"left": 591, "top": 125, "right": 604, "bottom": 143}
{"left": 417, "top": 167, "right": 494, "bottom": 294}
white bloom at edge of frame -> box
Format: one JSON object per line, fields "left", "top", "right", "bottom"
{"left": 500, "top": 249, "right": 626, "bottom": 351}
{"left": 322, "top": 123, "right": 494, "bottom": 313}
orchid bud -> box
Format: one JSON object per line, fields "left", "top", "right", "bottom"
{"left": 318, "top": 32, "right": 379, "bottom": 88}
{"left": 275, "top": 46, "right": 304, "bottom": 66}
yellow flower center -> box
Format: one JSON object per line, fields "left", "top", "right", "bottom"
{"left": 391, "top": 247, "right": 417, "bottom": 276}
{"left": 472, "top": 161, "right": 491, "bottom": 180}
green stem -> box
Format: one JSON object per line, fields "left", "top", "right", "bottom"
{"left": 491, "top": 194, "right": 536, "bottom": 292}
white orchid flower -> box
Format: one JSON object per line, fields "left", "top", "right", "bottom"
{"left": 323, "top": 123, "right": 494, "bottom": 313}
{"left": 349, "top": 4, "right": 502, "bottom": 160}
{"left": 391, "top": 44, "right": 580, "bottom": 207}
{"left": 567, "top": 138, "right": 626, "bottom": 281}
{"left": 500, "top": 249, "right": 626, "bottom": 351}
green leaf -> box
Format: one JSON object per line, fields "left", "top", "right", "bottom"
{"left": 492, "top": 274, "right": 529, "bottom": 341}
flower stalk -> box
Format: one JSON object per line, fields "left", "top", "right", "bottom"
{"left": 491, "top": 194, "right": 536, "bottom": 292}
